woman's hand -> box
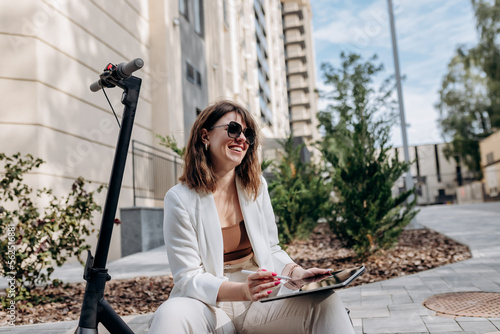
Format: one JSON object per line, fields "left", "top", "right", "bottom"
{"left": 283, "top": 264, "right": 332, "bottom": 290}
{"left": 300, "top": 267, "right": 332, "bottom": 280}
{"left": 242, "top": 269, "right": 281, "bottom": 301}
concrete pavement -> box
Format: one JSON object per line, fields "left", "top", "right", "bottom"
{"left": 1, "top": 202, "right": 499, "bottom": 333}
{"left": 338, "top": 202, "right": 500, "bottom": 334}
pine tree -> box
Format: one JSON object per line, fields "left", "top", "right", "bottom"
{"left": 317, "top": 52, "right": 418, "bottom": 258}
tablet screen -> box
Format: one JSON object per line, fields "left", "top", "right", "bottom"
{"left": 260, "top": 265, "right": 365, "bottom": 303}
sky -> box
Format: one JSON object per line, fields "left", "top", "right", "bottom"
{"left": 310, "top": 0, "right": 479, "bottom": 147}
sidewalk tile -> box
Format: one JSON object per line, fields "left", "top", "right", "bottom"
{"left": 361, "top": 294, "right": 393, "bottom": 306}
{"left": 409, "top": 291, "right": 437, "bottom": 303}
{"left": 389, "top": 307, "right": 434, "bottom": 317}
{"left": 348, "top": 306, "right": 390, "bottom": 319}
{"left": 362, "top": 315, "right": 427, "bottom": 333}
{"left": 455, "top": 317, "right": 499, "bottom": 332}
{"left": 391, "top": 292, "right": 413, "bottom": 304}
{"left": 421, "top": 315, "right": 462, "bottom": 332}
{"left": 489, "top": 318, "right": 500, "bottom": 329}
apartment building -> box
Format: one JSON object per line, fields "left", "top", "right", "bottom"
{"left": 1, "top": 0, "right": 319, "bottom": 259}
{"left": 281, "top": 0, "right": 320, "bottom": 145}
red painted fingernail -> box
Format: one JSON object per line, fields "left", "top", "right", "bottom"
{"left": 267, "top": 290, "right": 273, "bottom": 294}
{"left": 274, "top": 281, "right": 280, "bottom": 286}
{"left": 262, "top": 269, "right": 267, "bottom": 272}
{"left": 271, "top": 272, "right": 277, "bottom": 276}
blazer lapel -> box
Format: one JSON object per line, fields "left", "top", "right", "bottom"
{"left": 236, "top": 178, "right": 274, "bottom": 270}
{"left": 199, "top": 193, "right": 224, "bottom": 276}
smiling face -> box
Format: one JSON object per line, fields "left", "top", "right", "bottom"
{"left": 203, "top": 111, "right": 251, "bottom": 173}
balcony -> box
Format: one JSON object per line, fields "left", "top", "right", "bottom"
{"left": 286, "top": 63, "right": 308, "bottom": 77}
{"left": 291, "top": 108, "right": 312, "bottom": 123}
{"left": 282, "top": 2, "right": 304, "bottom": 19}
{"left": 283, "top": 16, "right": 305, "bottom": 33}
{"left": 289, "top": 91, "right": 311, "bottom": 108}
{"left": 288, "top": 76, "right": 309, "bottom": 93}
{"left": 285, "top": 48, "right": 306, "bottom": 62}
{"left": 291, "top": 122, "right": 312, "bottom": 138}
{"left": 284, "top": 31, "right": 305, "bottom": 48}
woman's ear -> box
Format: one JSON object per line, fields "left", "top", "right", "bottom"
{"left": 200, "top": 128, "right": 209, "bottom": 145}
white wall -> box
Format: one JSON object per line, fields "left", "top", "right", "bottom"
{"left": 0, "top": 0, "right": 152, "bottom": 261}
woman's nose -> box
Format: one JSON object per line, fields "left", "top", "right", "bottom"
{"left": 235, "top": 131, "right": 247, "bottom": 143}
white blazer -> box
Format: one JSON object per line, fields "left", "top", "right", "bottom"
{"left": 163, "top": 175, "right": 293, "bottom": 307}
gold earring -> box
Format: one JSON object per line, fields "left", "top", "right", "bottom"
{"left": 205, "top": 143, "right": 208, "bottom": 151}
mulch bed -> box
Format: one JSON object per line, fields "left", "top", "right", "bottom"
{"left": 1, "top": 226, "right": 471, "bottom": 326}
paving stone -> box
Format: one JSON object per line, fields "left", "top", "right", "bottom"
{"left": 353, "top": 325, "right": 363, "bottom": 334}
{"left": 380, "top": 276, "right": 424, "bottom": 287}
{"left": 489, "top": 318, "right": 500, "bottom": 329}
{"left": 388, "top": 302, "right": 427, "bottom": 312}
{"left": 348, "top": 306, "right": 390, "bottom": 319}
{"left": 380, "top": 287, "right": 408, "bottom": 294}
{"left": 421, "top": 315, "right": 463, "bottom": 332}
{"left": 361, "top": 288, "right": 393, "bottom": 297}
{"left": 389, "top": 307, "right": 434, "bottom": 317}
{"left": 391, "top": 292, "right": 413, "bottom": 304}
{"left": 456, "top": 317, "right": 500, "bottom": 332}
{"left": 0, "top": 321, "right": 78, "bottom": 334}
{"left": 361, "top": 294, "right": 393, "bottom": 306}
{"left": 408, "top": 291, "right": 437, "bottom": 303}
{"left": 363, "top": 315, "right": 427, "bottom": 333}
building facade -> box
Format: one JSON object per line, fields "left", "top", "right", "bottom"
{"left": 480, "top": 131, "right": 500, "bottom": 199}
{"left": 391, "top": 143, "right": 473, "bottom": 205}
{"left": 0, "top": 0, "right": 319, "bottom": 260}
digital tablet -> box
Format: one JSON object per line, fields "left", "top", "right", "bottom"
{"left": 260, "top": 266, "right": 365, "bottom": 303}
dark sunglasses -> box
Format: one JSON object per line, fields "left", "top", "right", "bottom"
{"left": 210, "top": 121, "right": 255, "bottom": 145}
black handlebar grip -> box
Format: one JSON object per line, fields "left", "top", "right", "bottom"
{"left": 116, "top": 58, "right": 144, "bottom": 78}
{"left": 90, "top": 80, "right": 103, "bottom": 92}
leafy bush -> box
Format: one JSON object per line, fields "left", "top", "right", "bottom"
{"left": 0, "top": 153, "right": 103, "bottom": 304}
{"left": 268, "top": 134, "right": 332, "bottom": 245}
{"left": 317, "top": 52, "right": 418, "bottom": 258}
{"left": 156, "top": 134, "right": 186, "bottom": 158}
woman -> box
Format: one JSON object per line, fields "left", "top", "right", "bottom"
{"left": 149, "top": 100, "right": 354, "bottom": 333}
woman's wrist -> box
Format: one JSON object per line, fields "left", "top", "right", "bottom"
{"left": 285, "top": 263, "right": 304, "bottom": 279}
{"left": 218, "top": 281, "right": 250, "bottom": 302}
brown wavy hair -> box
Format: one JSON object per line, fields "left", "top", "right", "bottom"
{"left": 179, "top": 99, "right": 261, "bottom": 199}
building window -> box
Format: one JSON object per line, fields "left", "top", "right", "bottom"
{"left": 186, "top": 61, "right": 195, "bottom": 83}
{"left": 194, "top": 0, "right": 204, "bottom": 36}
{"left": 486, "top": 152, "right": 494, "bottom": 165}
{"left": 196, "top": 70, "right": 202, "bottom": 87}
{"left": 179, "top": 0, "right": 188, "bottom": 20}
{"left": 186, "top": 61, "right": 202, "bottom": 88}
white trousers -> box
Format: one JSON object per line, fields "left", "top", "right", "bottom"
{"left": 149, "top": 258, "right": 355, "bottom": 334}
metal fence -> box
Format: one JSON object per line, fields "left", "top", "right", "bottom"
{"left": 132, "top": 140, "right": 183, "bottom": 206}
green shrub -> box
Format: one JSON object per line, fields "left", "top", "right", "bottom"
{"left": 0, "top": 153, "right": 103, "bottom": 305}
{"left": 268, "top": 134, "right": 332, "bottom": 245}
{"left": 317, "top": 52, "right": 419, "bottom": 258}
